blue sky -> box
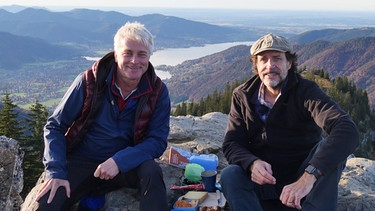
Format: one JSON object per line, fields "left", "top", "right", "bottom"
{"left": 1, "top": 0, "right": 374, "bottom": 12}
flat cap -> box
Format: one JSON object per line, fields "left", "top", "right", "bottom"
{"left": 250, "top": 33, "right": 292, "bottom": 56}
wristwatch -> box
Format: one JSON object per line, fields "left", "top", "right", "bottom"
{"left": 305, "top": 164, "right": 321, "bottom": 179}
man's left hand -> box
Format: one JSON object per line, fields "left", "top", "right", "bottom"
{"left": 93, "top": 158, "right": 120, "bottom": 180}
{"left": 279, "top": 172, "right": 317, "bottom": 210}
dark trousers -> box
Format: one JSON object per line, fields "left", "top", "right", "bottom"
{"left": 220, "top": 141, "right": 346, "bottom": 211}
{"left": 37, "top": 158, "right": 168, "bottom": 211}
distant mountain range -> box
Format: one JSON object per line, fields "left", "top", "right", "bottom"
{"left": 0, "top": 7, "right": 251, "bottom": 49}
{"left": 0, "top": 8, "right": 374, "bottom": 110}
{"left": 162, "top": 31, "right": 375, "bottom": 108}
{"left": 0, "top": 7, "right": 254, "bottom": 69}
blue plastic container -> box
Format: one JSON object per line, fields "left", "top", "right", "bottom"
{"left": 189, "top": 154, "right": 218, "bottom": 171}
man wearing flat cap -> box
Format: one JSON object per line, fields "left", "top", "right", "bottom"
{"left": 220, "top": 33, "right": 359, "bottom": 210}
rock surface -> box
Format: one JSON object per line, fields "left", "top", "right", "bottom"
{"left": 338, "top": 158, "right": 375, "bottom": 210}
{"left": 0, "top": 136, "right": 24, "bottom": 211}
{"left": 9, "top": 112, "right": 375, "bottom": 210}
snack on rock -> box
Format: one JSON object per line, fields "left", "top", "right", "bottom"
{"left": 175, "top": 200, "right": 196, "bottom": 207}
{"left": 200, "top": 206, "right": 221, "bottom": 211}
{"left": 183, "top": 191, "right": 208, "bottom": 203}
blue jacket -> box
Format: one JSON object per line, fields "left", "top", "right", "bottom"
{"left": 43, "top": 57, "right": 171, "bottom": 180}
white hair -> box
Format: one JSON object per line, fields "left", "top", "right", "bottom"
{"left": 113, "top": 21, "right": 154, "bottom": 54}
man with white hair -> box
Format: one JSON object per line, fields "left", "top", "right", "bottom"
{"left": 34, "top": 22, "right": 170, "bottom": 211}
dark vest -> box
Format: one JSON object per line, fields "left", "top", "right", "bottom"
{"left": 65, "top": 52, "right": 164, "bottom": 152}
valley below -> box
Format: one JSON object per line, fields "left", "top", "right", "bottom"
{"left": 0, "top": 7, "right": 374, "bottom": 111}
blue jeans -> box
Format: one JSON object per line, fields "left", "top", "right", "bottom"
{"left": 37, "top": 158, "right": 167, "bottom": 211}
{"left": 220, "top": 141, "right": 345, "bottom": 211}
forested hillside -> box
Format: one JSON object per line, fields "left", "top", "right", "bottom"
{"left": 162, "top": 45, "right": 252, "bottom": 103}
{"left": 296, "top": 37, "right": 375, "bottom": 107}
{"left": 162, "top": 36, "right": 375, "bottom": 109}
{"left": 0, "top": 31, "right": 83, "bottom": 69}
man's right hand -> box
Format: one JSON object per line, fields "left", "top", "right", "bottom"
{"left": 250, "top": 159, "right": 276, "bottom": 185}
{"left": 35, "top": 178, "right": 71, "bottom": 204}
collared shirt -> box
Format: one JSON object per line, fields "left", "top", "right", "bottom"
{"left": 114, "top": 83, "right": 138, "bottom": 101}
{"left": 256, "top": 81, "right": 287, "bottom": 122}
{"left": 113, "top": 82, "right": 138, "bottom": 111}
{"left": 258, "top": 82, "right": 281, "bottom": 109}
{"left": 110, "top": 70, "right": 139, "bottom": 112}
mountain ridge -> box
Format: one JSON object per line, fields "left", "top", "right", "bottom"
{"left": 290, "top": 27, "right": 375, "bottom": 44}
{"left": 0, "top": 7, "right": 252, "bottom": 69}
{"left": 0, "top": 31, "right": 83, "bottom": 69}
{"left": 0, "top": 7, "right": 251, "bottom": 50}
{"left": 162, "top": 36, "right": 375, "bottom": 108}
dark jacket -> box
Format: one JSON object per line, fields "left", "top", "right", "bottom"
{"left": 223, "top": 70, "right": 359, "bottom": 183}
{"left": 43, "top": 52, "right": 171, "bottom": 180}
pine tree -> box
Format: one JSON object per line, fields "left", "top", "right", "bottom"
{"left": 181, "top": 101, "right": 187, "bottom": 116}
{"left": 191, "top": 102, "right": 199, "bottom": 116}
{"left": 221, "top": 82, "right": 232, "bottom": 113}
{"left": 173, "top": 104, "right": 182, "bottom": 116}
{"left": 187, "top": 101, "right": 194, "bottom": 116}
{"left": 21, "top": 98, "right": 49, "bottom": 197}
{"left": 0, "top": 90, "right": 23, "bottom": 140}
{"left": 198, "top": 98, "right": 206, "bottom": 116}
{"left": 25, "top": 98, "right": 49, "bottom": 145}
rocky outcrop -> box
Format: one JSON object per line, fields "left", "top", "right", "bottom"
{"left": 338, "top": 158, "right": 375, "bottom": 210}
{"left": 7, "top": 112, "right": 375, "bottom": 210}
{"left": 0, "top": 136, "right": 24, "bottom": 211}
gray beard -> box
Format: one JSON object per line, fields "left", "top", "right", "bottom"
{"left": 265, "top": 79, "right": 282, "bottom": 90}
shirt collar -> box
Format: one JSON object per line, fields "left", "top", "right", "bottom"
{"left": 258, "top": 79, "right": 288, "bottom": 109}
{"left": 110, "top": 66, "right": 153, "bottom": 99}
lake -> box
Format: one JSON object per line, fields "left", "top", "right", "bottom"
{"left": 84, "top": 41, "right": 253, "bottom": 79}
{"left": 151, "top": 41, "right": 252, "bottom": 79}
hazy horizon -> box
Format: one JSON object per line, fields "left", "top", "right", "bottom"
{"left": 2, "top": 5, "right": 374, "bottom": 36}
{"left": 1, "top": 0, "right": 375, "bottom": 12}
